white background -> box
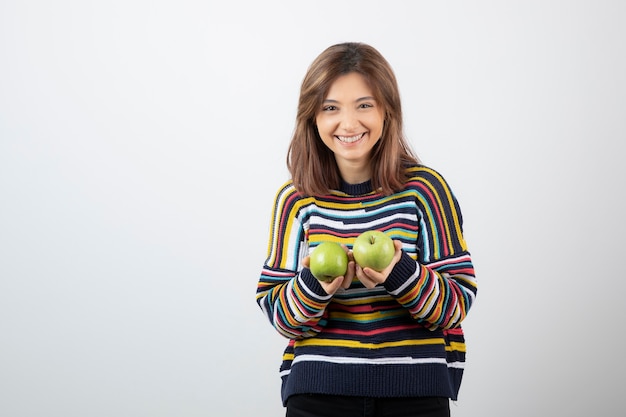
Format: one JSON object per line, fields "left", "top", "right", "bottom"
{"left": 1, "top": 1, "right": 624, "bottom": 416}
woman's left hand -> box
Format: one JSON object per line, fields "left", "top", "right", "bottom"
{"left": 355, "top": 240, "right": 403, "bottom": 288}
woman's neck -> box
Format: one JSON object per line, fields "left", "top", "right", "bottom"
{"left": 337, "top": 160, "right": 371, "bottom": 185}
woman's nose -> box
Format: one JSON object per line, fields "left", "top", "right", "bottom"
{"left": 339, "top": 110, "right": 359, "bottom": 131}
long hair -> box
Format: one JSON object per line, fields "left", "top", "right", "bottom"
{"left": 286, "top": 42, "right": 420, "bottom": 196}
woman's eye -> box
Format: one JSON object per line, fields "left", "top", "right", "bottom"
{"left": 359, "top": 103, "right": 373, "bottom": 109}
{"left": 322, "top": 105, "right": 337, "bottom": 111}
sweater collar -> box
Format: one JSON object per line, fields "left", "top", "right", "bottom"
{"left": 340, "top": 179, "right": 373, "bottom": 196}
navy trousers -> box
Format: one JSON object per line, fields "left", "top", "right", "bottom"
{"left": 285, "top": 394, "right": 450, "bottom": 417}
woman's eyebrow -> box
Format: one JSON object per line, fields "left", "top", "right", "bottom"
{"left": 322, "top": 96, "right": 376, "bottom": 103}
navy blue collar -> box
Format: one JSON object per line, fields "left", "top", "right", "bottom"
{"left": 340, "top": 179, "right": 373, "bottom": 196}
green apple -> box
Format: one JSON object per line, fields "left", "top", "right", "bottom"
{"left": 309, "top": 241, "right": 348, "bottom": 282}
{"left": 352, "top": 230, "right": 395, "bottom": 271}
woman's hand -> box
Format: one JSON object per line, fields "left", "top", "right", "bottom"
{"left": 302, "top": 245, "right": 355, "bottom": 295}
{"left": 354, "top": 240, "right": 403, "bottom": 288}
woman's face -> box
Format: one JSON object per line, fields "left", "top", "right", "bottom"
{"left": 315, "top": 72, "right": 385, "bottom": 183}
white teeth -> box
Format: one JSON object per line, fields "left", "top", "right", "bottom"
{"left": 337, "top": 134, "right": 363, "bottom": 143}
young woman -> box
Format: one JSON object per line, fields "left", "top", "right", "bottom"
{"left": 256, "top": 42, "right": 477, "bottom": 417}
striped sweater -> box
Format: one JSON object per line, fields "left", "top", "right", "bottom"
{"left": 256, "top": 165, "right": 477, "bottom": 404}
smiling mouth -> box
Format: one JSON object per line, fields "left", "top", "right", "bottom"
{"left": 336, "top": 133, "right": 365, "bottom": 143}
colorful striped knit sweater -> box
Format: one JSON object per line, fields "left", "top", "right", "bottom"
{"left": 256, "top": 165, "right": 477, "bottom": 405}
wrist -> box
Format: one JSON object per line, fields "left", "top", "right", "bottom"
{"left": 383, "top": 252, "right": 418, "bottom": 291}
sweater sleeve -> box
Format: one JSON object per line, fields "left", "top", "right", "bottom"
{"left": 255, "top": 182, "right": 332, "bottom": 339}
{"left": 383, "top": 167, "right": 478, "bottom": 330}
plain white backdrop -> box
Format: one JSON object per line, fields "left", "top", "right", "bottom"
{"left": 1, "top": 1, "right": 624, "bottom": 416}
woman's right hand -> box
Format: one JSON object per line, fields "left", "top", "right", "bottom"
{"left": 303, "top": 245, "right": 355, "bottom": 295}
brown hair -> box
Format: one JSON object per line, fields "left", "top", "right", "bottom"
{"left": 286, "top": 42, "right": 420, "bottom": 196}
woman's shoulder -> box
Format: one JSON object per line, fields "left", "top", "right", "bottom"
{"left": 405, "top": 164, "right": 450, "bottom": 186}
{"left": 403, "top": 162, "right": 468, "bottom": 210}
{"left": 272, "top": 179, "right": 314, "bottom": 204}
